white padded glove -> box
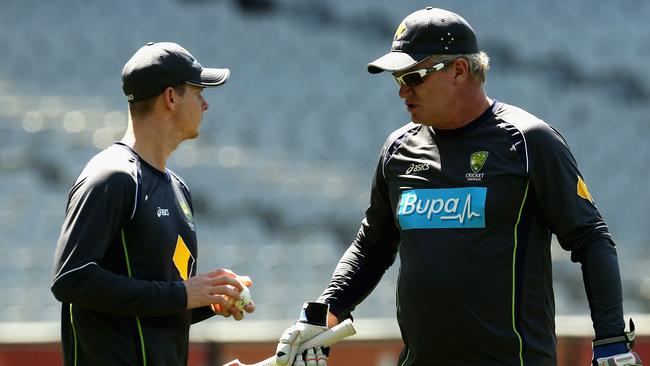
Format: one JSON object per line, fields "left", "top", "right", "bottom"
{"left": 595, "top": 352, "right": 642, "bottom": 366}
{"left": 316, "top": 347, "right": 328, "bottom": 366}
{"left": 275, "top": 302, "right": 329, "bottom": 365}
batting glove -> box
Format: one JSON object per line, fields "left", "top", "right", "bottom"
{"left": 593, "top": 319, "right": 642, "bottom": 366}
{"left": 275, "top": 302, "right": 329, "bottom": 366}
{"left": 302, "top": 347, "right": 327, "bottom": 366}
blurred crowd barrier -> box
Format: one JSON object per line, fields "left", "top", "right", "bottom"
{"left": 1, "top": 316, "right": 650, "bottom": 365}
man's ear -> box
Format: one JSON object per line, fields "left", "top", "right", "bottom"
{"left": 453, "top": 58, "right": 469, "bottom": 82}
{"left": 162, "top": 86, "right": 176, "bottom": 110}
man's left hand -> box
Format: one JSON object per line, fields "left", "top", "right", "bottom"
{"left": 275, "top": 302, "right": 329, "bottom": 365}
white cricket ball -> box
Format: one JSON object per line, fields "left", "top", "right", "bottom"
{"left": 233, "top": 284, "right": 251, "bottom": 311}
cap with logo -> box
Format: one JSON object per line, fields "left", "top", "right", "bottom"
{"left": 122, "top": 42, "right": 230, "bottom": 103}
{"left": 368, "top": 7, "right": 478, "bottom": 74}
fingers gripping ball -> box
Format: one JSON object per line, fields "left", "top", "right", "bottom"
{"left": 233, "top": 282, "right": 251, "bottom": 311}
{"left": 211, "top": 275, "right": 252, "bottom": 314}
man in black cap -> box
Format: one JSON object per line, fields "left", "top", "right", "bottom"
{"left": 274, "top": 8, "right": 641, "bottom": 366}
{"left": 51, "top": 42, "right": 255, "bottom": 366}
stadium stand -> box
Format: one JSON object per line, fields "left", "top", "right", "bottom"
{"left": 0, "top": 0, "right": 649, "bottom": 328}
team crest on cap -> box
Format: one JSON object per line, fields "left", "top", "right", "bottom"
{"left": 394, "top": 21, "right": 407, "bottom": 40}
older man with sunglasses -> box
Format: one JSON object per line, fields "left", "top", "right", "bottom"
{"left": 274, "top": 7, "right": 641, "bottom": 366}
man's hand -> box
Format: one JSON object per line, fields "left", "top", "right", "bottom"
{"left": 275, "top": 302, "right": 329, "bottom": 365}
{"left": 211, "top": 273, "right": 255, "bottom": 321}
{"left": 210, "top": 300, "right": 255, "bottom": 321}
{"left": 184, "top": 268, "right": 255, "bottom": 320}
{"left": 304, "top": 347, "right": 328, "bottom": 366}
{"left": 593, "top": 319, "right": 642, "bottom": 366}
{"left": 594, "top": 352, "right": 642, "bottom": 366}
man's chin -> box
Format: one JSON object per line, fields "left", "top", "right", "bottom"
{"left": 411, "top": 117, "right": 434, "bottom": 126}
{"left": 409, "top": 112, "right": 430, "bottom": 126}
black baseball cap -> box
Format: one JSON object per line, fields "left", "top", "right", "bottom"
{"left": 122, "top": 42, "right": 230, "bottom": 103}
{"left": 368, "top": 7, "right": 478, "bottom": 74}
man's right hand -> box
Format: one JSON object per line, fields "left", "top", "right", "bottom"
{"left": 592, "top": 319, "right": 642, "bottom": 366}
{"left": 594, "top": 352, "right": 642, "bottom": 366}
{"left": 275, "top": 302, "right": 330, "bottom": 365}
{"left": 183, "top": 268, "right": 244, "bottom": 311}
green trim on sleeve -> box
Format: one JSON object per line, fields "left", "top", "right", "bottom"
{"left": 135, "top": 317, "right": 147, "bottom": 366}
{"left": 121, "top": 229, "right": 148, "bottom": 366}
{"left": 121, "top": 229, "right": 134, "bottom": 277}
{"left": 69, "top": 303, "right": 78, "bottom": 366}
{"left": 511, "top": 181, "right": 529, "bottom": 366}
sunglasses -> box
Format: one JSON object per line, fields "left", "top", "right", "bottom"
{"left": 392, "top": 62, "right": 445, "bottom": 87}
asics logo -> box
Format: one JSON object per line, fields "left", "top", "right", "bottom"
{"left": 405, "top": 163, "right": 429, "bottom": 175}
{"left": 397, "top": 187, "right": 486, "bottom": 229}
{"left": 157, "top": 207, "right": 170, "bottom": 217}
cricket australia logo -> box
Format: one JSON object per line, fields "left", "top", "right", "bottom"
{"left": 171, "top": 182, "right": 196, "bottom": 231}
{"left": 179, "top": 200, "right": 195, "bottom": 231}
{"left": 466, "top": 151, "right": 489, "bottom": 182}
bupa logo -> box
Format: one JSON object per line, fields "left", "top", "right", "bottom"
{"left": 405, "top": 162, "right": 430, "bottom": 175}
{"left": 397, "top": 187, "right": 486, "bottom": 229}
{"left": 157, "top": 207, "right": 170, "bottom": 217}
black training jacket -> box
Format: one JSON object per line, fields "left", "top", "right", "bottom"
{"left": 52, "top": 142, "right": 213, "bottom": 366}
{"left": 319, "top": 101, "right": 624, "bottom": 366}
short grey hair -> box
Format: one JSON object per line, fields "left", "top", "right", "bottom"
{"left": 427, "top": 51, "right": 490, "bottom": 84}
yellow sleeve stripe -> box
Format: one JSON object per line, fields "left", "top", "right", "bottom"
{"left": 577, "top": 175, "right": 594, "bottom": 203}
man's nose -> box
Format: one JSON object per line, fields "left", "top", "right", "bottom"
{"left": 399, "top": 84, "right": 413, "bottom": 99}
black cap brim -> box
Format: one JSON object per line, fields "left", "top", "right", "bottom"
{"left": 367, "top": 52, "right": 429, "bottom": 74}
{"left": 187, "top": 67, "right": 230, "bottom": 87}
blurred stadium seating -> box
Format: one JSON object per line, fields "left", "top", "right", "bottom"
{"left": 1, "top": 0, "right": 649, "bottom": 329}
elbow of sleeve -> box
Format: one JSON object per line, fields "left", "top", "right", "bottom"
{"left": 571, "top": 237, "right": 616, "bottom": 264}
{"left": 51, "top": 272, "right": 82, "bottom": 304}
{"left": 51, "top": 279, "right": 69, "bottom": 303}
